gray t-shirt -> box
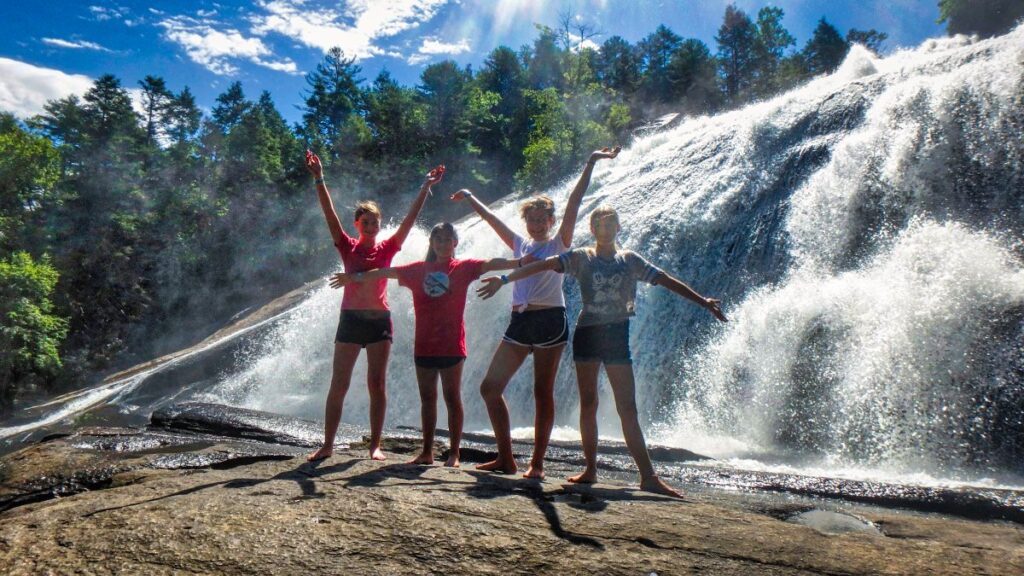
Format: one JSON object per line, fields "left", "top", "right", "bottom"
{"left": 558, "top": 248, "right": 663, "bottom": 327}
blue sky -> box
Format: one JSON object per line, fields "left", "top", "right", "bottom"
{"left": 0, "top": 1, "right": 945, "bottom": 125}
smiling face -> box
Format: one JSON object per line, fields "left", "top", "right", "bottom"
{"left": 354, "top": 212, "right": 381, "bottom": 239}
{"left": 523, "top": 208, "right": 556, "bottom": 241}
{"left": 429, "top": 229, "right": 458, "bottom": 260}
{"left": 589, "top": 209, "right": 620, "bottom": 245}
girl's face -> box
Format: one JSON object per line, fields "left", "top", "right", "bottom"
{"left": 523, "top": 208, "right": 556, "bottom": 241}
{"left": 430, "top": 231, "right": 458, "bottom": 259}
{"left": 590, "top": 214, "right": 620, "bottom": 244}
{"left": 355, "top": 213, "right": 381, "bottom": 239}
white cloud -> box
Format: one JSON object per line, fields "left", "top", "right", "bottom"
{"left": 159, "top": 16, "right": 298, "bottom": 76}
{"left": 42, "top": 38, "right": 113, "bottom": 52}
{"left": 250, "top": 0, "right": 449, "bottom": 61}
{"left": 0, "top": 58, "right": 94, "bottom": 118}
{"left": 418, "top": 37, "right": 470, "bottom": 55}
{"left": 88, "top": 5, "right": 129, "bottom": 22}
{"left": 406, "top": 36, "right": 470, "bottom": 64}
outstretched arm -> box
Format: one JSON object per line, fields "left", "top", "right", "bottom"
{"left": 557, "top": 146, "right": 621, "bottom": 247}
{"left": 329, "top": 267, "right": 400, "bottom": 289}
{"left": 306, "top": 149, "right": 345, "bottom": 247}
{"left": 392, "top": 165, "right": 445, "bottom": 247}
{"left": 653, "top": 272, "right": 728, "bottom": 322}
{"left": 480, "top": 257, "right": 519, "bottom": 273}
{"left": 476, "top": 256, "right": 562, "bottom": 299}
{"left": 450, "top": 189, "right": 517, "bottom": 249}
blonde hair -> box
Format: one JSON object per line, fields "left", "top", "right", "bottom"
{"left": 353, "top": 200, "right": 381, "bottom": 221}
{"left": 519, "top": 195, "right": 555, "bottom": 219}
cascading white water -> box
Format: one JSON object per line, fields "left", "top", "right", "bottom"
{"left": 199, "top": 27, "right": 1024, "bottom": 483}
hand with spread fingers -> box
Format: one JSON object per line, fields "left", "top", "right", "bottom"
{"left": 476, "top": 276, "right": 505, "bottom": 300}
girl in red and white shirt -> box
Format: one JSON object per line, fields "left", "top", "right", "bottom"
{"left": 330, "top": 223, "right": 518, "bottom": 467}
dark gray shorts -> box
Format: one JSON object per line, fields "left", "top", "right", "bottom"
{"left": 335, "top": 310, "right": 392, "bottom": 347}
{"left": 502, "top": 307, "right": 569, "bottom": 349}
{"left": 572, "top": 321, "right": 631, "bottom": 365}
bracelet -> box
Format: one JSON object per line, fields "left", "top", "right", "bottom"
{"left": 464, "top": 191, "right": 473, "bottom": 197}
{"left": 314, "top": 177, "right": 325, "bottom": 184}
{"left": 500, "top": 274, "right": 509, "bottom": 285}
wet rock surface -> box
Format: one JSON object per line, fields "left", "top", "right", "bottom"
{"left": 2, "top": 421, "right": 1023, "bottom": 575}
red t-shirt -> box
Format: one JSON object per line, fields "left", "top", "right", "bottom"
{"left": 394, "top": 258, "right": 485, "bottom": 357}
{"left": 336, "top": 232, "right": 401, "bottom": 310}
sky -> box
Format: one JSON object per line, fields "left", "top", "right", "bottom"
{"left": 0, "top": 1, "right": 946, "bottom": 125}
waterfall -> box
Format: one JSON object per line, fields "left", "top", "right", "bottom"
{"left": 90, "top": 26, "right": 1024, "bottom": 484}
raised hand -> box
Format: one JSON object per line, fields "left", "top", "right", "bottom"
{"left": 425, "top": 164, "right": 446, "bottom": 187}
{"left": 704, "top": 298, "right": 728, "bottom": 322}
{"left": 589, "top": 146, "right": 621, "bottom": 163}
{"left": 305, "top": 149, "right": 324, "bottom": 179}
{"left": 328, "top": 272, "right": 352, "bottom": 289}
{"left": 450, "top": 188, "right": 472, "bottom": 202}
{"left": 475, "top": 276, "right": 504, "bottom": 300}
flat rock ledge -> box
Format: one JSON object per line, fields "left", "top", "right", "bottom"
{"left": 1, "top": 435, "right": 1022, "bottom": 576}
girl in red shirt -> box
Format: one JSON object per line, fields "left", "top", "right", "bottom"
{"left": 306, "top": 151, "right": 444, "bottom": 462}
{"left": 330, "top": 223, "right": 518, "bottom": 467}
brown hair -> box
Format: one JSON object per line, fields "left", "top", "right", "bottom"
{"left": 425, "top": 222, "right": 458, "bottom": 262}
{"left": 353, "top": 200, "right": 381, "bottom": 221}
{"left": 589, "top": 205, "right": 620, "bottom": 228}
{"left": 519, "top": 195, "right": 555, "bottom": 219}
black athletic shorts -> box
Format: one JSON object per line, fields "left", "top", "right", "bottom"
{"left": 414, "top": 356, "right": 465, "bottom": 370}
{"left": 572, "top": 321, "right": 631, "bottom": 365}
{"left": 502, "top": 307, "right": 569, "bottom": 349}
{"left": 335, "top": 310, "right": 393, "bottom": 347}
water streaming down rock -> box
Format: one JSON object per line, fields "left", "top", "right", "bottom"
{"left": 190, "top": 27, "right": 1020, "bottom": 483}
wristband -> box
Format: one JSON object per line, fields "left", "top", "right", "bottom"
{"left": 464, "top": 191, "right": 473, "bottom": 197}
{"left": 314, "top": 177, "right": 325, "bottom": 184}
{"left": 500, "top": 274, "right": 509, "bottom": 285}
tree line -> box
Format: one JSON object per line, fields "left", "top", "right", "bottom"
{"left": 1, "top": 2, "right": 1004, "bottom": 411}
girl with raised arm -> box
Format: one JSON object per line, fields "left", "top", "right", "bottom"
{"left": 305, "top": 150, "right": 444, "bottom": 462}
{"left": 477, "top": 206, "right": 727, "bottom": 497}
{"left": 329, "top": 223, "right": 519, "bottom": 467}
{"left": 450, "top": 146, "right": 620, "bottom": 479}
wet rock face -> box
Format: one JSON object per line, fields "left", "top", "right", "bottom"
{"left": 2, "top": 430, "right": 1024, "bottom": 575}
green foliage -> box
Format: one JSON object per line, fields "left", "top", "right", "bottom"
{"left": 0, "top": 252, "right": 68, "bottom": 409}
{"left": 716, "top": 4, "right": 758, "bottom": 103}
{"left": 803, "top": 18, "right": 850, "bottom": 76}
{"left": 939, "top": 0, "right": 1024, "bottom": 38}
{"left": 0, "top": 115, "right": 61, "bottom": 252}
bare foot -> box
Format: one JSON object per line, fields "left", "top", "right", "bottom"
{"left": 567, "top": 469, "right": 597, "bottom": 484}
{"left": 475, "top": 458, "right": 517, "bottom": 474}
{"left": 444, "top": 452, "right": 460, "bottom": 468}
{"left": 408, "top": 452, "right": 434, "bottom": 465}
{"left": 369, "top": 446, "right": 386, "bottom": 461}
{"left": 306, "top": 446, "right": 332, "bottom": 462}
{"left": 522, "top": 464, "right": 544, "bottom": 479}
{"left": 639, "top": 476, "right": 684, "bottom": 499}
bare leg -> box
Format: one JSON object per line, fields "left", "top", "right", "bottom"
{"left": 605, "top": 364, "right": 683, "bottom": 499}
{"left": 410, "top": 365, "right": 439, "bottom": 465}
{"left": 568, "top": 361, "right": 600, "bottom": 484}
{"left": 365, "top": 340, "right": 390, "bottom": 461}
{"left": 476, "top": 342, "right": 529, "bottom": 474}
{"left": 308, "top": 343, "right": 362, "bottom": 461}
{"left": 523, "top": 343, "right": 565, "bottom": 479}
{"left": 439, "top": 360, "right": 465, "bottom": 467}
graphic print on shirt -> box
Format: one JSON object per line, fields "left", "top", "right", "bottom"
{"left": 590, "top": 269, "right": 624, "bottom": 315}
{"left": 423, "top": 271, "right": 450, "bottom": 297}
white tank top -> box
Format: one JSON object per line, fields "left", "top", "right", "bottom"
{"left": 512, "top": 234, "right": 567, "bottom": 309}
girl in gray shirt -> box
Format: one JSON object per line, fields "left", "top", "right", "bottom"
{"left": 478, "top": 206, "right": 727, "bottom": 498}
